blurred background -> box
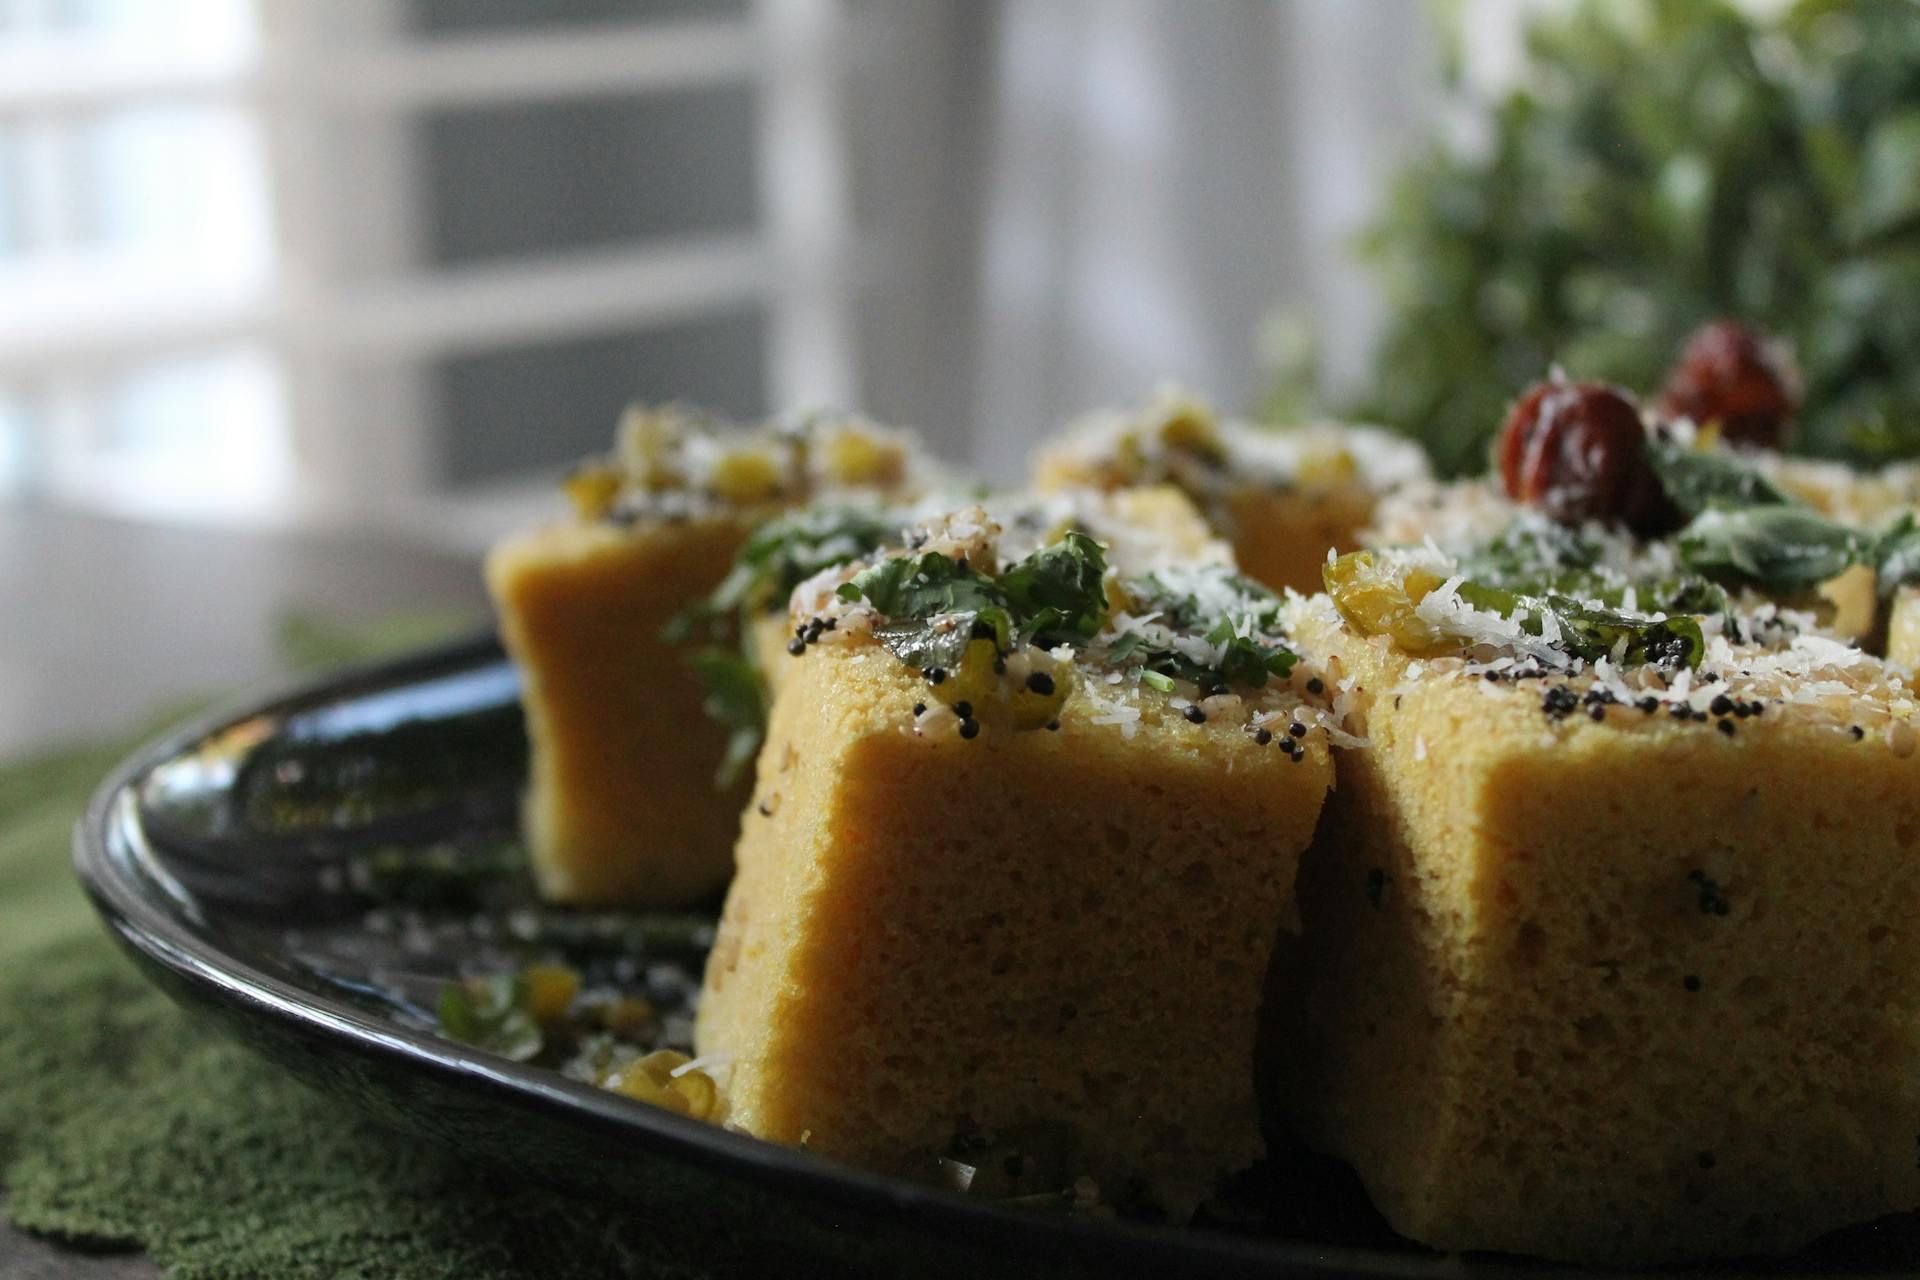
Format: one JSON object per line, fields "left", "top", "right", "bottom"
{"left": 0, "top": 0, "right": 1477, "bottom": 546}
{"left": 8, "top": 0, "right": 1920, "bottom": 746}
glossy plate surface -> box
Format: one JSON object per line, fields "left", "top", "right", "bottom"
{"left": 73, "top": 636, "right": 1920, "bottom": 1278}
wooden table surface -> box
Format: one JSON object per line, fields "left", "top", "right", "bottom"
{"left": 0, "top": 502, "right": 492, "bottom": 1276}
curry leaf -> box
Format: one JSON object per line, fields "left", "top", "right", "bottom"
{"left": 1644, "top": 439, "right": 1798, "bottom": 516}
{"left": 1455, "top": 581, "right": 1706, "bottom": 669}
{"left": 1676, "top": 506, "right": 1874, "bottom": 588}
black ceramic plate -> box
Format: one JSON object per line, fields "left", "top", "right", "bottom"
{"left": 73, "top": 636, "right": 1920, "bottom": 1279}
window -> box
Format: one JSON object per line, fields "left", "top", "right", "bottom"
{"left": 0, "top": 0, "right": 281, "bottom": 520}
{"left": 0, "top": 0, "right": 860, "bottom": 533}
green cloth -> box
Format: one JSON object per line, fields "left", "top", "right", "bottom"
{"left": 0, "top": 617, "right": 806, "bottom": 1280}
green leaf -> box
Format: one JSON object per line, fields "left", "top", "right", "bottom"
{"left": 1676, "top": 505, "right": 1874, "bottom": 587}
{"left": 836, "top": 533, "right": 1113, "bottom": 674}
{"left": 1455, "top": 582, "right": 1707, "bottom": 669}
{"left": 1873, "top": 511, "right": 1920, "bottom": 592}
{"left": 437, "top": 975, "right": 542, "bottom": 1061}
{"left": 1644, "top": 438, "right": 1799, "bottom": 516}
{"left": 668, "top": 505, "right": 898, "bottom": 644}
{"left": 686, "top": 649, "right": 768, "bottom": 789}
{"left": 1334, "top": 0, "right": 1920, "bottom": 472}
{"left": 1120, "top": 571, "right": 1299, "bottom": 690}
{"left": 1853, "top": 110, "right": 1920, "bottom": 245}
{"left": 837, "top": 551, "right": 1005, "bottom": 619}
{"left": 997, "top": 530, "right": 1108, "bottom": 648}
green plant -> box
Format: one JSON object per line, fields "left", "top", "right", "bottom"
{"left": 1336, "top": 0, "right": 1920, "bottom": 476}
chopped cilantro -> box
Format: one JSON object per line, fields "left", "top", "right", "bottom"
{"left": 668, "top": 504, "right": 899, "bottom": 644}
{"left": 1456, "top": 520, "right": 1601, "bottom": 588}
{"left": 686, "top": 649, "right": 768, "bottom": 789}
{"left": 837, "top": 533, "right": 1109, "bottom": 672}
{"left": 997, "top": 531, "right": 1110, "bottom": 649}
{"left": 667, "top": 505, "right": 899, "bottom": 789}
{"left": 1118, "top": 571, "right": 1299, "bottom": 688}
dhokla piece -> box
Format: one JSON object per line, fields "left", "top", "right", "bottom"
{"left": 697, "top": 511, "right": 1336, "bottom": 1217}
{"left": 1032, "top": 386, "right": 1429, "bottom": 594}
{"left": 486, "top": 406, "right": 925, "bottom": 906}
{"left": 1272, "top": 547, "right": 1920, "bottom": 1265}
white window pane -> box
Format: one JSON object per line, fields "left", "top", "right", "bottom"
{"left": 0, "top": 391, "right": 30, "bottom": 499}
{"left": 0, "top": 0, "right": 255, "bottom": 62}
{"left": 39, "top": 344, "right": 291, "bottom": 523}
{"left": 0, "top": 128, "right": 18, "bottom": 255}
{"left": 74, "top": 104, "right": 274, "bottom": 275}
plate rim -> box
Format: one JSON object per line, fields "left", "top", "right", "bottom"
{"left": 67, "top": 634, "right": 1595, "bottom": 1278}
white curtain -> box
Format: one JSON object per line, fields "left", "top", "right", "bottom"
{"left": 848, "top": 0, "right": 1441, "bottom": 481}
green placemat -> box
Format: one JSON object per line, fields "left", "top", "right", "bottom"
{"left": 0, "top": 618, "right": 794, "bottom": 1280}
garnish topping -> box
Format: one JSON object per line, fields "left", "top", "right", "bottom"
{"left": 666, "top": 504, "right": 902, "bottom": 786}
{"left": 1325, "top": 549, "right": 1704, "bottom": 670}
{"left": 1497, "top": 379, "right": 1675, "bottom": 535}
{"left": 836, "top": 530, "right": 1109, "bottom": 672}
{"left": 1657, "top": 319, "right": 1797, "bottom": 451}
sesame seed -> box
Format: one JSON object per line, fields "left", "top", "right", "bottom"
{"left": 786, "top": 638, "right": 806, "bottom": 656}
{"left": 1638, "top": 697, "right": 1659, "bottom": 714}
{"left": 958, "top": 718, "right": 980, "bottom": 740}
{"left": 1588, "top": 704, "right": 1607, "bottom": 722}
{"left": 1710, "top": 694, "right": 1734, "bottom": 717}
{"left": 1683, "top": 975, "right": 1702, "bottom": 993}
{"left": 953, "top": 701, "right": 973, "bottom": 720}
{"left": 1253, "top": 728, "right": 1273, "bottom": 746}
{"left": 1182, "top": 705, "right": 1207, "bottom": 724}
{"left": 1044, "top": 720, "right": 1061, "bottom": 732}
{"left": 1306, "top": 677, "right": 1325, "bottom": 695}
{"left": 1288, "top": 722, "right": 1307, "bottom": 738}
{"left": 1716, "top": 719, "right": 1736, "bottom": 737}
{"left": 1026, "top": 672, "right": 1056, "bottom": 696}
{"left": 925, "top": 667, "right": 947, "bottom": 685}
{"left": 1852, "top": 725, "right": 1866, "bottom": 740}
{"left": 912, "top": 703, "right": 926, "bottom": 717}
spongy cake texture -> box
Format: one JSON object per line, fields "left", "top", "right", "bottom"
{"left": 698, "top": 643, "right": 1332, "bottom": 1217}
{"left": 487, "top": 516, "right": 755, "bottom": 906}
{"left": 1274, "top": 607, "right": 1920, "bottom": 1264}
